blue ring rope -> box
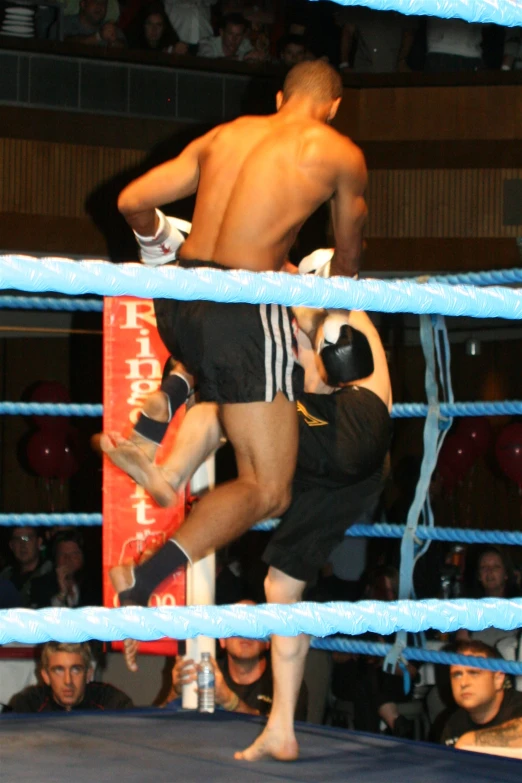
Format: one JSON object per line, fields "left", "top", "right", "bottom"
{"left": 0, "top": 269, "right": 521, "bottom": 315}
{"left": 1, "top": 257, "right": 522, "bottom": 319}
{"left": 310, "top": 638, "right": 522, "bottom": 675}
{"left": 0, "top": 513, "right": 103, "bottom": 526}
{"left": 0, "top": 296, "right": 103, "bottom": 312}
{"left": 1, "top": 598, "right": 522, "bottom": 644}
{"left": 3, "top": 515, "right": 522, "bottom": 550}
{"left": 309, "top": 0, "right": 522, "bottom": 27}
{"left": 1, "top": 400, "right": 521, "bottom": 418}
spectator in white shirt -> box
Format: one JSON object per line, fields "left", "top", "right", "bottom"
{"left": 198, "top": 12, "right": 253, "bottom": 59}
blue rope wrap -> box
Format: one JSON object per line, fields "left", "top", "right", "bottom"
{"left": 0, "top": 296, "right": 103, "bottom": 312}
{"left": 1, "top": 257, "right": 522, "bottom": 319}
{"left": 430, "top": 269, "right": 522, "bottom": 287}
{"left": 309, "top": 0, "right": 522, "bottom": 27}
{"left": 310, "top": 638, "right": 522, "bottom": 676}
{"left": 0, "top": 273, "right": 520, "bottom": 315}
{"left": 0, "top": 403, "right": 103, "bottom": 417}
{"left": 4, "top": 514, "right": 522, "bottom": 548}
{"left": 0, "top": 513, "right": 102, "bottom": 526}
{"left": 1, "top": 598, "right": 522, "bottom": 644}
{"left": 2, "top": 400, "right": 522, "bottom": 419}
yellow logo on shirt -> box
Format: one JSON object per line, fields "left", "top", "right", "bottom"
{"left": 297, "top": 401, "right": 328, "bottom": 427}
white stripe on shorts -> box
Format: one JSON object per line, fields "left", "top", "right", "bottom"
{"left": 270, "top": 304, "right": 284, "bottom": 396}
{"left": 259, "top": 303, "right": 273, "bottom": 401}
{"left": 259, "top": 303, "right": 294, "bottom": 401}
{"left": 281, "top": 307, "right": 295, "bottom": 401}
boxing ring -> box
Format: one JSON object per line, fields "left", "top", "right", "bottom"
{"left": 4, "top": 0, "right": 522, "bottom": 764}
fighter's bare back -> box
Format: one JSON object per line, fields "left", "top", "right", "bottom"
{"left": 181, "top": 115, "right": 365, "bottom": 272}
{"left": 119, "top": 110, "right": 367, "bottom": 277}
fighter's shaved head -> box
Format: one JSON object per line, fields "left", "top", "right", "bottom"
{"left": 282, "top": 61, "right": 343, "bottom": 104}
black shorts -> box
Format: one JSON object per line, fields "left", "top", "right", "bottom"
{"left": 263, "top": 386, "right": 391, "bottom": 583}
{"left": 154, "top": 260, "right": 304, "bottom": 404}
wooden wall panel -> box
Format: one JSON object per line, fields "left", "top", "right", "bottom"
{"left": 366, "top": 169, "right": 522, "bottom": 238}
{"left": 355, "top": 86, "right": 522, "bottom": 141}
{"left": 0, "top": 139, "right": 143, "bottom": 218}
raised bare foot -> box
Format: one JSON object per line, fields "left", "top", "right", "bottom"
{"left": 234, "top": 727, "right": 299, "bottom": 762}
{"left": 100, "top": 432, "right": 178, "bottom": 507}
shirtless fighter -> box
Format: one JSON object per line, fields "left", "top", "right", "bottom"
{"left": 109, "top": 60, "right": 367, "bottom": 760}
{"left": 104, "top": 265, "right": 390, "bottom": 765}
{"left": 110, "top": 62, "right": 366, "bottom": 603}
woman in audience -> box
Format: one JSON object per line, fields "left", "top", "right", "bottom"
{"left": 127, "top": 3, "right": 188, "bottom": 54}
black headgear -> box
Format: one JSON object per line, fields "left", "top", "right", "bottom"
{"left": 320, "top": 324, "right": 374, "bottom": 386}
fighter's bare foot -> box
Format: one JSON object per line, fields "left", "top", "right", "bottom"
{"left": 100, "top": 432, "right": 178, "bottom": 507}
{"left": 234, "top": 727, "right": 299, "bottom": 762}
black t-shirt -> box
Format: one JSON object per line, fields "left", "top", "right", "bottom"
{"left": 440, "top": 689, "right": 522, "bottom": 746}
{"left": 9, "top": 682, "right": 133, "bottom": 713}
{"left": 219, "top": 657, "right": 308, "bottom": 721}
{"left": 296, "top": 387, "right": 391, "bottom": 486}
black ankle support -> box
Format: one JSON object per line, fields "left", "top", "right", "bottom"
{"left": 162, "top": 373, "right": 190, "bottom": 419}
{"left": 120, "top": 540, "right": 189, "bottom": 606}
{"left": 133, "top": 413, "right": 169, "bottom": 445}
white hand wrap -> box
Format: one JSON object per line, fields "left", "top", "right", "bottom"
{"left": 298, "top": 248, "right": 334, "bottom": 278}
{"left": 134, "top": 209, "right": 192, "bottom": 266}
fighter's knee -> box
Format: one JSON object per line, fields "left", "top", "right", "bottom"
{"left": 261, "top": 483, "right": 292, "bottom": 519}
{"left": 264, "top": 567, "right": 304, "bottom": 605}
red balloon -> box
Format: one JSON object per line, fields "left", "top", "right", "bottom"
{"left": 437, "top": 432, "right": 477, "bottom": 488}
{"left": 55, "top": 427, "right": 81, "bottom": 481}
{"left": 26, "top": 430, "right": 66, "bottom": 479}
{"left": 495, "top": 423, "right": 522, "bottom": 489}
{"left": 30, "top": 382, "right": 70, "bottom": 433}
{"left": 456, "top": 417, "right": 492, "bottom": 459}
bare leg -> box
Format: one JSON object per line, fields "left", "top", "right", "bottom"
{"left": 101, "top": 402, "right": 223, "bottom": 507}
{"left": 111, "top": 392, "right": 297, "bottom": 587}
{"left": 174, "top": 392, "right": 298, "bottom": 561}
{"left": 160, "top": 402, "right": 223, "bottom": 491}
{"left": 235, "top": 568, "right": 308, "bottom": 762}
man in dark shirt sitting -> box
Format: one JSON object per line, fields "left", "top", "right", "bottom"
{"left": 9, "top": 642, "right": 133, "bottom": 712}
{"left": 440, "top": 640, "right": 522, "bottom": 750}
{"left": 165, "top": 601, "right": 307, "bottom": 719}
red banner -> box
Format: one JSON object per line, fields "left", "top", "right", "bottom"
{"left": 103, "top": 297, "right": 185, "bottom": 655}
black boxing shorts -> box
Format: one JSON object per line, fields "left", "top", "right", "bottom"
{"left": 263, "top": 386, "right": 392, "bottom": 582}
{"left": 153, "top": 259, "right": 304, "bottom": 404}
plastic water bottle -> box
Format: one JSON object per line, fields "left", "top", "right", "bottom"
{"left": 197, "top": 652, "right": 215, "bottom": 713}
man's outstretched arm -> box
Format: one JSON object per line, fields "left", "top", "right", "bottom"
{"left": 118, "top": 127, "right": 220, "bottom": 236}
{"left": 456, "top": 717, "right": 522, "bottom": 757}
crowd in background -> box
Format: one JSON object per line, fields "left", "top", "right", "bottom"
{"left": 2, "top": 517, "right": 522, "bottom": 746}
{"left": 2, "top": 0, "right": 522, "bottom": 73}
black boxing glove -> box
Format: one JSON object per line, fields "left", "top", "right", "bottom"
{"left": 318, "top": 313, "right": 374, "bottom": 386}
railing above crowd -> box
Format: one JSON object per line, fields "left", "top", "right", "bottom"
{"left": 1, "top": 0, "right": 522, "bottom": 85}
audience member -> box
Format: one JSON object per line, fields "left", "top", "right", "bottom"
{"left": 424, "top": 18, "right": 483, "bottom": 71}
{"left": 0, "top": 527, "right": 52, "bottom": 608}
{"left": 164, "top": 0, "right": 216, "bottom": 50}
{"left": 30, "top": 531, "right": 101, "bottom": 608}
{"left": 334, "top": 8, "right": 418, "bottom": 72}
{"left": 330, "top": 566, "right": 419, "bottom": 737}
{"left": 458, "top": 547, "right": 520, "bottom": 647}
{"left": 49, "top": 0, "right": 126, "bottom": 47}
{"left": 127, "top": 3, "right": 188, "bottom": 54}
{"left": 9, "top": 642, "right": 133, "bottom": 712}
{"left": 278, "top": 34, "right": 307, "bottom": 67}
{"left": 198, "top": 12, "right": 252, "bottom": 59}
{"left": 439, "top": 640, "right": 522, "bottom": 748}
{"left": 0, "top": 577, "right": 22, "bottom": 609}
{"left": 502, "top": 27, "right": 522, "bottom": 69}
{"left": 164, "top": 601, "right": 308, "bottom": 719}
